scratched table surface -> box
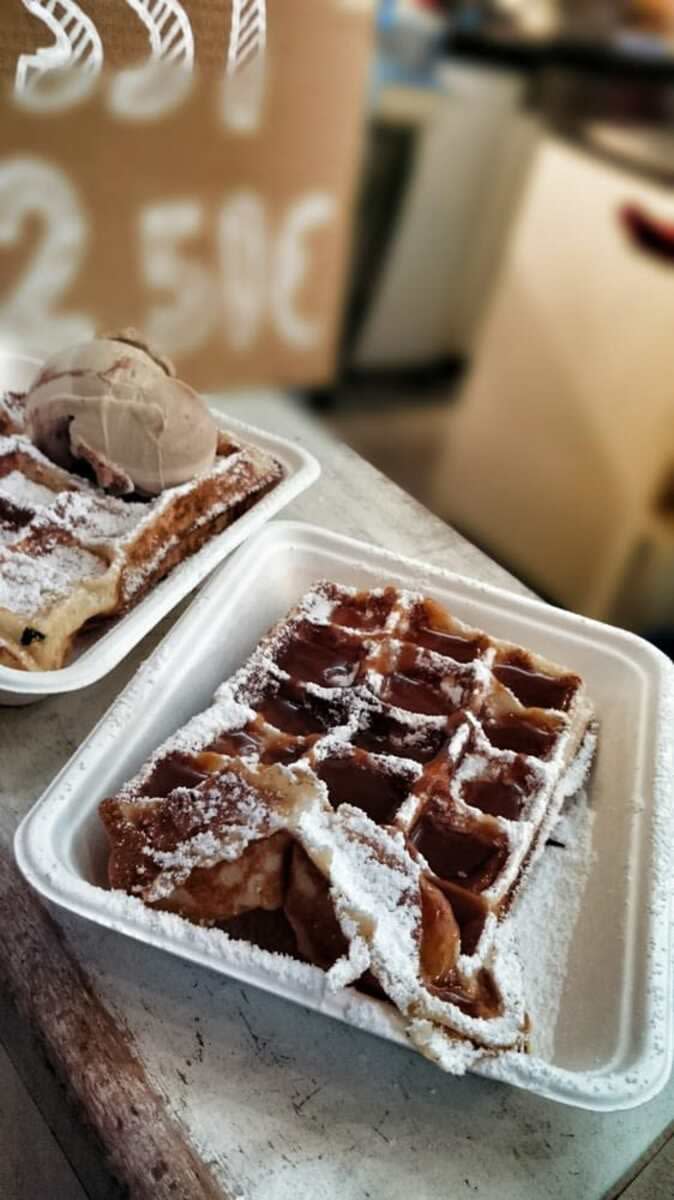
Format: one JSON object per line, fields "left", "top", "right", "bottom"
{"left": 1, "top": 396, "right": 672, "bottom": 1200}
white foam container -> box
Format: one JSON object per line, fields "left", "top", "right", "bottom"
{"left": 0, "top": 352, "right": 320, "bottom": 703}
{"left": 15, "top": 521, "right": 674, "bottom": 1110}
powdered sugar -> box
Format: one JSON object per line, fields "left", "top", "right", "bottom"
{"left": 0, "top": 539, "right": 107, "bottom": 615}
{"left": 0, "top": 470, "right": 57, "bottom": 509}
{"left": 325, "top": 934, "right": 370, "bottom": 990}
{"left": 300, "top": 589, "right": 337, "bottom": 625}
{"left": 510, "top": 790, "right": 595, "bottom": 1060}
{"left": 407, "top": 1019, "right": 477, "bottom": 1075}
{"left": 46, "top": 491, "right": 146, "bottom": 543}
{"left": 145, "top": 774, "right": 285, "bottom": 898}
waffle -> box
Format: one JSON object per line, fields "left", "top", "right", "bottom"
{"left": 0, "top": 405, "right": 284, "bottom": 671}
{"left": 100, "top": 582, "right": 597, "bottom": 1070}
{"left": 0, "top": 390, "right": 28, "bottom": 436}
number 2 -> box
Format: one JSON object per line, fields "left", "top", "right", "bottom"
{"left": 0, "top": 156, "right": 94, "bottom": 351}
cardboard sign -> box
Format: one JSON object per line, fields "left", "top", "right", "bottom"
{"left": 0, "top": 2, "right": 372, "bottom": 389}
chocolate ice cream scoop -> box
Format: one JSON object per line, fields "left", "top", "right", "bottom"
{"left": 25, "top": 333, "right": 218, "bottom": 495}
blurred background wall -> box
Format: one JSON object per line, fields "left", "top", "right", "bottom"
{"left": 314, "top": 0, "right": 674, "bottom": 649}
{"left": 1, "top": 0, "right": 673, "bottom": 645}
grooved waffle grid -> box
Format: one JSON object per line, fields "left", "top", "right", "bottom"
{"left": 100, "top": 582, "right": 596, "bottom": 1068}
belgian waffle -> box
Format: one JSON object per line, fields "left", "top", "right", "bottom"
{"left": 0, "top": 408, "right": 284, "bottom": 671}
{"left": 100, "top": 583, "right": 597, "bottom": 1070}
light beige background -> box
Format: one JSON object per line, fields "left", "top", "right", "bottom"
{"left": 0, "top": 1, "right": 372, "bottom": 389}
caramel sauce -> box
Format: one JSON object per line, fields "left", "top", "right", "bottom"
{"left": 494, "top": 654, "right": 578, "bottom": 711}
{"left": 140, "top": 752, "right": 211, "bottom": 798}
{"left": 419, "top": 876, "right": 460, "bottom": 984}
{"left": 352, "top": 712, "right": 446, "bottom": 763}
{"left": 483, "top": 713, "right": 558, "bottom": 758}
{"left": 259, "top": 693, "right": 325, "bottom": 736}
{"left": 284, "top": 844, "right": 349, "bottom": 969}
{"left": 139, "top": 722, "right": 308, "bottom": 797}
{"left": 433, "top": 879, "right": 488, "bottom": 957}
{"left": 430, "top": 968, "right": 502, "bottom": 1019}
{"left": 382, "top": 672, "right": 453, "bottom": 717}
{"left": 316, "top": 755, "right": 409, "bottom": 825}
{"left": 193, "top": 751, "right": 230, "bottom": 774}
{"left": 380, "top": 642, "right": 469, "bottom": 717}
{"left": 411, "top": 811, "right": 507, "bottom": 892}
{"left": 462, "top": 779, "right": 525, "bottom": 822}
{"left": 331, "top": 589, "right": 396, "bottom": 631}
{"left": 405, "top": 600, "right": 487, "bottom": 661}
{"left": 413, "top": 627, "right": 483, "bottom": 661}
{"left": 260, "top": 741, "right": 307, "bottom": 767}
{"left": 209, "top": 730, "right": 262, "bottom": 758}
{"left": 418, "top": 876, "right": 500, "bottom": 1017}
{"left": 138, "top": 731, "right": 308, "bottom": 802}
{"left": 276, "top": 623, "right": 364, "bottom": 688}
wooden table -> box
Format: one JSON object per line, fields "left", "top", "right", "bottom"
{"left": 1, "top": 396, "right": 672, "bottom": 1200}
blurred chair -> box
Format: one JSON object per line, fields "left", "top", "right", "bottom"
{"left": 433, "top": 135, "right": 674, "bottom": 630}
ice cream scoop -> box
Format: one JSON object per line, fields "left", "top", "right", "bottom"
{"left": 25, "top": 333, "right": 218, "bottom": 495}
